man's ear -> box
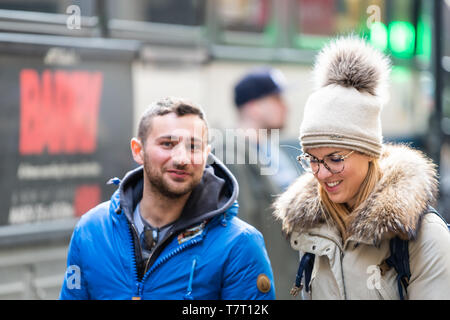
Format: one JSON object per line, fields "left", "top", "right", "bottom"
{"left": 130, "top": 138, "right": 144, "bottom": 165}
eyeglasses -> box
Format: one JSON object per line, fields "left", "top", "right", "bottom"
{"left": 297, "top": 150, "right": 354, "bottom": 174}
{"left": 140, "top": 226, "right": 159, "bottom": 252}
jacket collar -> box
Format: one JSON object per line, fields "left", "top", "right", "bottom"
{"left": 273, "top": 144, "right": 438, "bottom": 246}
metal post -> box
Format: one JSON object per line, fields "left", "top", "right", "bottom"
{"left": 432, "top": 0, "right": 444, "bottom": 214}
{"left": 433, "top": 0, "right": 443, "bottom": 164}
{"left": 96, "top": 0, "right": 109, "bottom": 38}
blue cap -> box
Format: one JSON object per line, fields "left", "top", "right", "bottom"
{"left": 234, "top": 67, "right": 286, "bottom": 108}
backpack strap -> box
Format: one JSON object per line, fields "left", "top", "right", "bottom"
{"left": 290, "top": 252, "right": 315, "bottom": 297}
{"left": 385, "top": 237, "right": 410, "bottom": 300}
{"left": 384, "top": 205, "right": 449, "bottom": 300}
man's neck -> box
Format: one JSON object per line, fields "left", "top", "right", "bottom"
{"left": 237, "top": 120, "right": 260, "bottom": 143}
{"left": 139, "top": 183, "right": 191, "bottom": 228}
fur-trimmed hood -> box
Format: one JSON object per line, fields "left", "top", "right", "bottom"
{"left": 273, "top": 144, "right": 439, "bottom": 245}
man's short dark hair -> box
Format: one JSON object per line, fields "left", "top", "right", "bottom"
{"left": 137, "top": 97, "right": 209, "bottom": 144}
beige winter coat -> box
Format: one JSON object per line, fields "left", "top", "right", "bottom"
{"left": 273, "top": 144, "right": 450, "bottom": 299}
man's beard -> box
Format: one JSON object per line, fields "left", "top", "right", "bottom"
{"left": 143, "top": 157, "right": 202, "bottom": 199}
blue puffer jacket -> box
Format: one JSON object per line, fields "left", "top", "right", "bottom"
{"left": 59, "top": 156, "right": 275, "bottom": 300}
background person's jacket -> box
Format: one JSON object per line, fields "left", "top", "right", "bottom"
{"left": 216, "top": 133, "right": 299, "bottom": 299}
{"left": 59, "top": 155, "right": 275, "bottom": 300}
{"left": 273, "top": 144, "right": 450, "bottom": 299}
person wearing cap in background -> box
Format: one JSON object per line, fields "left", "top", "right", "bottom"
{"left": 217, "top": 67, "right": 299, "bottom": 299}
{"left": 273, "top": 36, "right": 450, "bottom": 299}
{"left": 233, "top": 67, "right": 299, "bottom": 196}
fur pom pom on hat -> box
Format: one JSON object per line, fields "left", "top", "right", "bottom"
{"left": 300, "top": 36, "right": 391, "bottom": 158}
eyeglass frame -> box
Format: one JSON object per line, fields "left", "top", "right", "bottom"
{"left": 297, "top": 150, "right": 355, "bottom": 174}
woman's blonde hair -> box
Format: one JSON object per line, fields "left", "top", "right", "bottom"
{"left": 319, "top": 158, "right": 381, "bottom": 241}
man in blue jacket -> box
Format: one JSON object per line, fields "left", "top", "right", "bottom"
{"left": 60, "top": 97, "right": 275, "bottom": 300}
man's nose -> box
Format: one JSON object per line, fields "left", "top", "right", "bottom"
{"left": 172, "top": 144, "right": 190, "bottom": 166}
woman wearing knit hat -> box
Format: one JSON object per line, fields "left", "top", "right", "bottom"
{"left": 273, "top": 36, "right": 450, "bottom": 299}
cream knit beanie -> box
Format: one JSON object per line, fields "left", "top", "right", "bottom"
{"left": 299, "top": 36, "right": 391, "bottom": 158}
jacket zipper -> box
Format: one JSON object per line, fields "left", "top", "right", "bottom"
{"left": 184, "top": 258, "right": 197, "bottom": 300}
{"left": 143, "top": 230, "right": 175, "bottom": 275}
{"left": 127, "top": 222, "right": 143, "bottom": 299}
{"left": 128, "top": 220, "right": 204, "bottom": 298}
{"left": 137, "top": 238, "right": 203, "bottom": 297}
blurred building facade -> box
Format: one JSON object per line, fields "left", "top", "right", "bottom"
{"left": 0, "top": 0, "right": 448, "bottom": 299}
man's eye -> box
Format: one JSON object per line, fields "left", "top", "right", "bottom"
{"left": 309, "top": 157, "right": 319, "bottom": 163}
{"left": 161, "top": 141, "right": 173, "bottom": 148}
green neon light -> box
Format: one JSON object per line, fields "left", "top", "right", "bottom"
{"left": 389, "top": 21, "right": 415, "bottom": 58}
{"left": 416, "top": 15, "right": 431, "bottom": 62}
{"left": 263, "top": 17, "right": 278, "bottom": 46}
{"left": 369, "top": 22, "right": 388, "bottom": 51}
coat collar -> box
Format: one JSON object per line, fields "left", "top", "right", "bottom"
{"left": 273, "top": 144, "right": 438, "bottom": 246}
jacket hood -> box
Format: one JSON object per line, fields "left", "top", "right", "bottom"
{"left": 111, "top": 153, "right": 239, "bottom": 231}
{"left": 273, "top": 144, "right": 438, "bottom": 245}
